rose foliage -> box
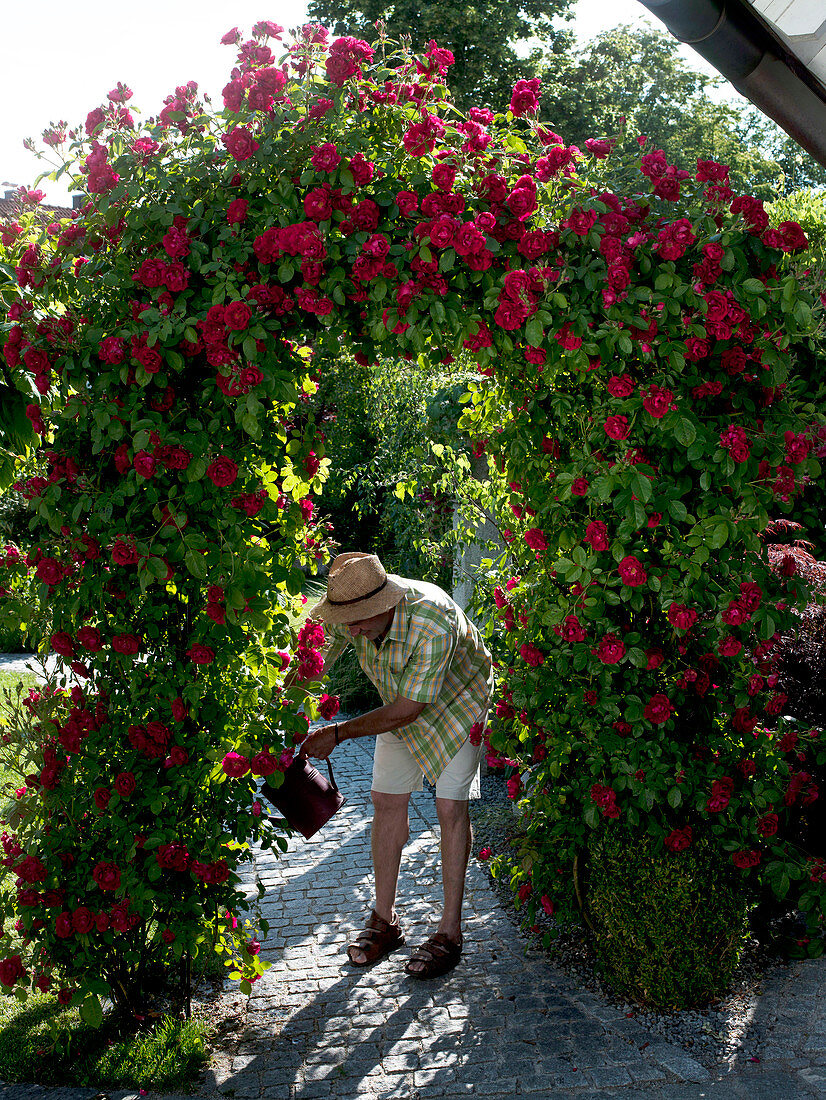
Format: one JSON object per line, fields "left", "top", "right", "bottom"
{"left": 0, "top": 22, "right": 825, "bottom": 1024}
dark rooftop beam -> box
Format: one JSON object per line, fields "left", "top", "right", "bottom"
{"left": 637, "top": 0, "right": 826, "bottom": 169}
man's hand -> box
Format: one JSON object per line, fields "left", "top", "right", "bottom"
{"left": 299, "top": 724, "right": 337, "bottom": 761}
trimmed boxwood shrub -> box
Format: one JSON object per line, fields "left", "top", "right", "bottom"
{"left": 585, "top": 824, "right": 751, "bottom": 1010}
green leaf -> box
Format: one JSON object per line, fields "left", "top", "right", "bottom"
{"left": 147, "top": 556, "right": 168, "bottom": 580}
{"left": 710, "top": 523, "right": 729, "bottom": 549}
{"left": 525, "top": 316, "right": 543, "bottom": 348}
{"left": 630, "top": 472, "right": 653, "bottom": 503}
{"left": 794, "top": 300, "right": 812, "bottom": 328}
{"left": 667, "top": 786, "right": 682, "bottom": 809}
{"left": 741, "top": 278, "right": 765, "bottom": 295}
{"left": 80, "top": 995, "right": 104, "bottom": 1028}
{"left": 674, "top": 417, "right": 696, "bottom": 447}
{"left": 184, "top": 550, "right": 208, "bottom": 579}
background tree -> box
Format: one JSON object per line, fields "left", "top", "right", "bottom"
{"left": 540, "top": 26, "right": 826, "bottom": 199}
{"left": 306, "top": 0, "right": 574, "bottom": 112}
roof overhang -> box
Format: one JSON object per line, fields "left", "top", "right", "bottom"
{"left": 637, "top": 0, "right": 826, "bottom": 169}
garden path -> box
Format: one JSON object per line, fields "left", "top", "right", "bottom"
{"left": 0, "top": 689, "right": 824, "bottom": 1099}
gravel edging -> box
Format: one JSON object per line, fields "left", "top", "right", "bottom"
{"left": 468, "top": 769, "right": 797, "bottom": 1071}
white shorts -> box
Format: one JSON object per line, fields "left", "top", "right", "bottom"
{"left": 371, "top": 731, "right": 484, "bottom": 801}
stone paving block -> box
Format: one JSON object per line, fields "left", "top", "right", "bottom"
{"left": 582, "top": 1065, "right": 634, "bottom": 1089}
{"left": 647, "top": 1042, "right": 711, "bottom": 1083}
{"left": 799, "top": 1067, "right": 826, "bottom": 1094}
{"left": 292, "top": 1082, "right": 336, "bottom": 1099}
{"left": 653, "top": 1082, "right": 745, "bottom": 1100}
{"left": 467, "top": 1078, "right": 519, "bottom": 1096}
{"left": 221, "top": 1072, "right": 261, "bottom": 1097}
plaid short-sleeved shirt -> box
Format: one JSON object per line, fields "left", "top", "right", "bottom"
{"left": 322, "top": 579, "right": 493, "bottom": 783}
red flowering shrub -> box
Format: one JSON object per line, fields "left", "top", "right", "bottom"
{"left": 455, "top": 145, "right": 826, "bottom": 947}
{"left": 1, "top": 22, "right": 824, "bottom": 1020}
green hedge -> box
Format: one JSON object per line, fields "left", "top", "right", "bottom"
{"left": 585, "top": 824, "right": 751, "bottom": 1009}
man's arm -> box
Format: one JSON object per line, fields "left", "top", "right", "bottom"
{"left": 300, "top": 696, "right": 426, "bottom": 761}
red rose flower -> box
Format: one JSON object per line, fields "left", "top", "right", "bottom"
{"left": 732, "top": 849, "right": 761, "bottom": 869}
{"left": 226, "top": 198, "right": 249, "bottom": 225}
{"left": 50, "top": 632, "right": 75, "bottom": 658}
{"left": 594, "top": 633, "right": 625, "bottom": 665}
{"left": 156, "top": 843, "right": 191, "bottom": 872}
{"left": 222, "top": 751, "right": 250, "bottom": 777}
{"left": 164, "top": 746, "right": 189, "bottom": 768}
{"left": 223, "top": 126, "right": 260, "bottom": 161}
{"left": 112, "top": 633, "right": 141, "bottom": 655}
{"left": 35, "top": 557, "right": 63, "bottom": 586}
{"left": 642, "top": 385, "right": 677, "bottom": 419}
{"left": 606, "top": 374, "right": 635, "bottom": 399}
{"left": 187, "top": 644, "right": 215, "bottom": 665}
{"left": 111, "top": 538, "right": 139, "bottom": 566}
{"left": 0, "top": 955, "right": 26, "bottom": 986}
{"left": 206, "top": 602, "right": 226, "bottom": 625}
{"left": 115, "top": 771, "right": 136, "bottom": 798}
{"left": 133, "top": 450, "right": 156, "bottom": 478}
{"left": 77, "top": 626, "right": 103, "bottom": 651}
{"left": 318, "top": 693, "right": 340, "bottom": 720}
{"left": 250, "top": 750, "right": 280, "bottom": 776}
{"left": 520, "top": 643, "right": 545, "bottom": 667}
{"left": 618, "top": 556, "right": 647, "bottom": 587}
{"left": 206, "top": 457, "right": 238, "bottom": 487}
{"left": 524, "top": 528, "right": 547, "bottom": 553}
{"left": 667, "top": 603, "right": 697, "bottom": 631}
{"left": 584, "top": 521, "right": 609, "bottom": 552}
{"left": 224, "top": 300, "right": 252, "bottom": 330}
{"left": 72, "top": 906, "right": 95, "bottom": 934}
{"left": 664, "top": 826, "right": 692, "bottom": 852}
{"left": 718, "top": 636, "right": 743, "bottom": 657}
{"left": 644, "top": 693, "right": 674, "bottom": 724}
{"left": 604, "top": 415, "right": 630, "bottom": 441}
{"left": 554, "top": 615, "right": 586, "bottom": 643}
{"left": 92, "top": 861, "right": 121, "bottom": 891}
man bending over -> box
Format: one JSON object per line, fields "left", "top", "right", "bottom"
{"left": 300, "top": 551, "right": 493, "bottom": 979}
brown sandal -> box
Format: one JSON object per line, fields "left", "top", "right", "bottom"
{"left": 346, "top": 909, "right": 405, "bottom": 967}
{"left": 404, "top": 932, "right": 462, "bottom": 979}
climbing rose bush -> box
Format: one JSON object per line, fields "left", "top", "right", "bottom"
{"left": 460, "top": 144, "right": 826, "bottom": 950}
{"left": 0, "top": 20, "right": 824, "bottom": 1023}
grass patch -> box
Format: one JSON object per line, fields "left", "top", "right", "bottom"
{"left": 0, "top": 994, "right": 209, "bottom": 1090}
{"left": 0, "top": 669, "right": 39, "bottom": 794}
{"left": 0, "top": 669, "right": 39, "bottom": 719}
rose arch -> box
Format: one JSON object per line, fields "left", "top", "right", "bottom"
{"left": 0, "top": 22, "right": 825, "bottom": 1021}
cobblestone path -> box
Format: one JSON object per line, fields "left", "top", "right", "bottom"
{"left": 0, "top": 723, "right": 824, "bottom": 1099}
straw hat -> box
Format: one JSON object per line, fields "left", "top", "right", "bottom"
{"left": 311, "top": 553, "right": 407, "bottom": 624}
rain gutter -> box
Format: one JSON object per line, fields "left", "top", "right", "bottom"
{"left": 637, "top": 0, "right": 826, "bottom": 169}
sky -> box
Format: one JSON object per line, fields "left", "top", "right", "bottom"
{"left": 0, "top": 0, "right": 708, "bottom": 206}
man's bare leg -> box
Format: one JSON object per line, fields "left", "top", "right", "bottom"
{"left": 406, "top": 797, "right": 470, "bottom": 973}
{"left": 349, "top": 790, "right": 410, "bottom": 964}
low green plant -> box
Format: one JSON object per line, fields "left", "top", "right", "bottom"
{"left": 0, "top": 669, "right": 38, "bottom": 705}
{"left": 585, "top": 824, "right": 751, "bottom": 1010}
{"left": 0, "top": 995, "right": 208, "bottom": 1089}
{"left": 325, "top": 643, "right": 382, "bottom": 714}
{"left": 0, "top": 626, "right": 27, "bottom": 652}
